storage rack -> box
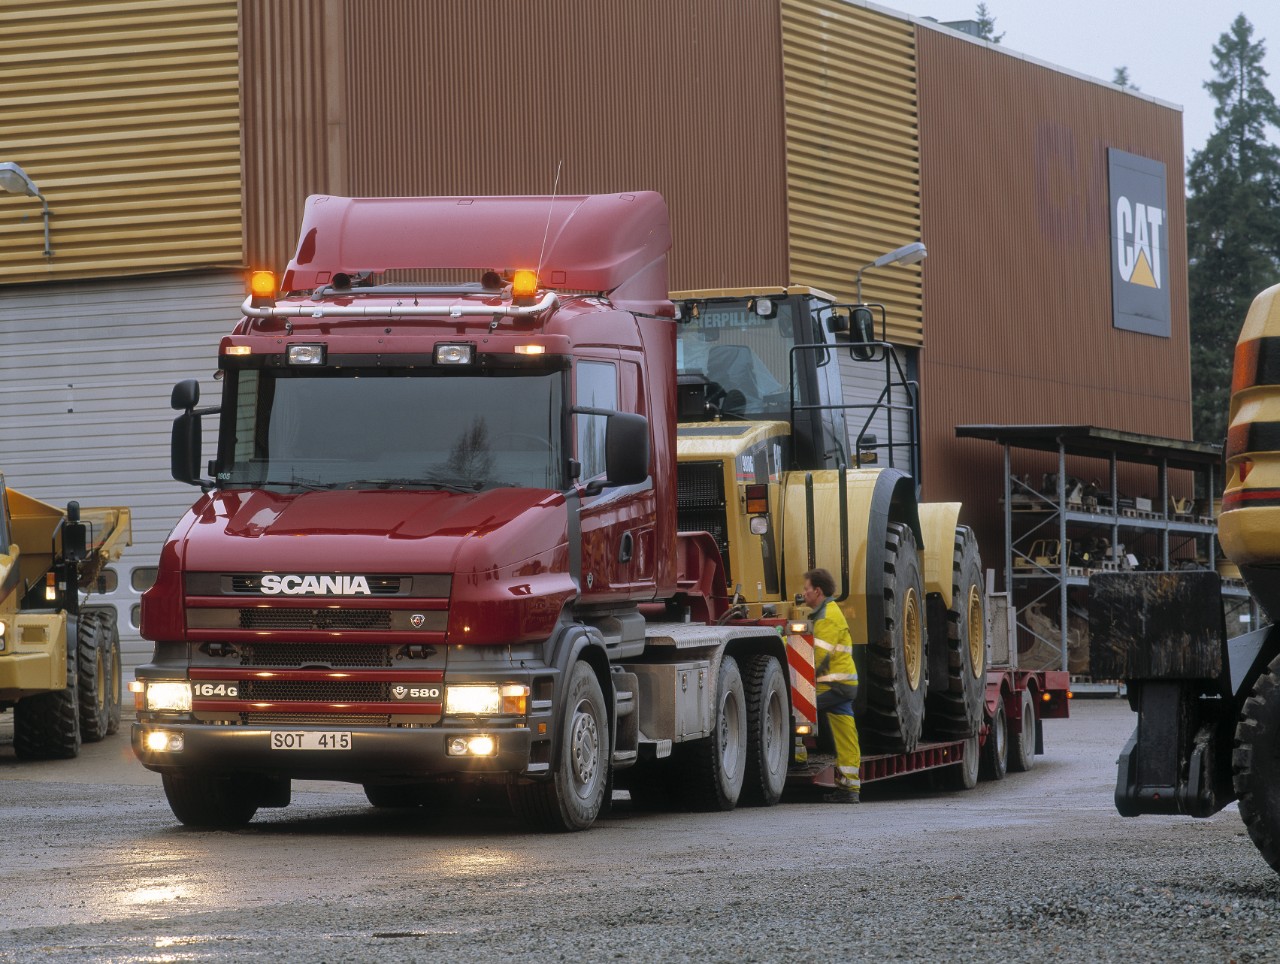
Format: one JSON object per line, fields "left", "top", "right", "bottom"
{"left": 955, "top": 425, "right": 1254, "bottom": 676}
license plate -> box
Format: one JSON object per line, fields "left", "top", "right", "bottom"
{"left": 270, "top": 730, "right": 352, "bottom": 750}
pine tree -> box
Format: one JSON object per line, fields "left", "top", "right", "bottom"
{"left": 1186, "top": 15, "right": 1280, "bottom": 443}
{"left": 1112, "top": 67, "right": 1138, "bottom": 91}
{"left": 975, "top": 3, "right": 1003, "bottom": 44}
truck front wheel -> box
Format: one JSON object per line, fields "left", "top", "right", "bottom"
{"left": 509, "top": 660, "right": 609, "bottom": 832}
{"left": 1234, "top": 654, "right": 1280, "bottom": 872}
{"left": 161, "top": 772, "right": 259, "bottom": 828}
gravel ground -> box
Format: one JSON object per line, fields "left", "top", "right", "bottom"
{"left": 1, "top": 699, "right": 1278, "bottom": 962}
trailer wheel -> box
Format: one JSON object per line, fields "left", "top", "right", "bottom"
{"left": 13, "top": 627, "right": 81, "bottom": 760}
{"left": 78, "top": 609, "right": 115, "bottom": 743}
{"left": 863, "top": 522, "right": 926, "bottom": 753}
{"left": 926, "top": 528, "right": 987, "bottom": 739}
{"left": 674, "top": 655, "right": 748, "bottom": 811}
{"left": 1234, "top": 654, "right": 1280, "bottom": 872}
{"left": 509, "top": 660, "right": 609, "bottom": 831}
{"left": 740, "top": 654, "right": 789, "bottom": 807}
{"left": 942, "top": 730, "right": 980, "bottom": 791}
{"left": 1010, "top": 686, "right": 1037, "bottom": 772}
{"left": 979, "top": 696, "right": 1008, "bottom": 781}
{"left": 161, "top": 772, "right": 259, "bottom": 828}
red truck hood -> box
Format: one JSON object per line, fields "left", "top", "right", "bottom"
{"left": 179, "top": 488, "right": 568, "bottom": 574}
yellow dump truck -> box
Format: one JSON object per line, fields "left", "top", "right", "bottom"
{"left": 1, "top": 475, "right": 131, "bottom": 759}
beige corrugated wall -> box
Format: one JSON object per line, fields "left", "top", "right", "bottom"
{"left": 0, "top": 0, "right": 241, "bottom": 285}
{"left": 780, "top": 0, "right": 923, "bottom": 345}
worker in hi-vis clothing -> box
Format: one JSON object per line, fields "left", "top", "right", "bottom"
{"left": 802, "top": 568, "right": 861, "bottom": 803}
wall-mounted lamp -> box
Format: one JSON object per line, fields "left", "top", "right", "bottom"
{"left": 855, "top": 241, "right": 926, "bottom": 304}
{"left": 0, "top": 161, "right": 52, "bottom": 258}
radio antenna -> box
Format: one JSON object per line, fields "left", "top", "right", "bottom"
{"left": 536, "top": 159, "right": 563, "bottom": 279}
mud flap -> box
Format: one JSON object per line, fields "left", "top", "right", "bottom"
{"left": 1090, "top": 571, "right": 1234, "bottom": 818}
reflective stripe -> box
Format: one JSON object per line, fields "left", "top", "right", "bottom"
{"left": 816, "top": 672, "right": 858, "bottom": 683}
{"left": 814, "top": 639, "right": 853, "bottom": 655}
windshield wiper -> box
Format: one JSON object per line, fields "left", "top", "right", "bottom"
{"left": 258, "top": 478, "right": 338, "bottom": 491}
{"left": 344, "top": 477, "right": 483, "bottom": 493}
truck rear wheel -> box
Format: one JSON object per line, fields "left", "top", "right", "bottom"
{"left": 1234, "top": 654, "right": 1280, "bottom": 871}
{"left": 863, "top": 522, "right": 926, "bottom": 753}
{"left": 942, "top": 730, "right": 980, "bottom": 791}
{"left": 740, "top": 653, "right": 789, "bottom": 807}
{"left": 926, "top": 528, "right": 986, "bottom": 739}
{"left": 78, "top": 609, "right": 118, "bottom": 743}
{"left": 1010, "top": 686, "right": 1037, "bottom": 772}
{"left": 161, "top": 772, "right": 259, "bottom": 828}
{"left": 509, "top": 660, "right": 609, "bottom": 832}
{"left": 13, "top": 631, "right": 81, "bottom": 760}
{"left": 979, "top": 695, "right": 1008, "bottom": 781}
{"left": 673, "top": 655, "right": 748, "bottom": 811}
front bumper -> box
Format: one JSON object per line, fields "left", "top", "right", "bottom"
{"left": 131, "top": 721, "right": 536, "bottom": 781}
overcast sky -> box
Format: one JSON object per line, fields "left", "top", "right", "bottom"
{"left": 884, "top": 0, "right": 1280, "bottom": 160}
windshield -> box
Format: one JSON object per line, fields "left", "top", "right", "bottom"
{"left": 675, "top": 300, "right": 809, "bottom": 417}
{"left": 217, "top": 368, "right": 564, "bottom": 491}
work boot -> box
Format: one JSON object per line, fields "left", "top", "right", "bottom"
{"left": 822, "top": 788, "right": 859, "bottom": 804}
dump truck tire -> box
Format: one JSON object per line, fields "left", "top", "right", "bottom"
{"left": 162, "top": 772, "right": 259, "bottom": 828}
{"left": 78, "top": 609, "right": 113, "bottom": 743}
{"left": 980, "top": 696, "right": 1008, "bottom": 781}
{"left": 926, "top": 528, "right": 986, "bottom": 739}
{"left": 95, "top": 606, "right": 123, "bottom": 736}
{"left": 862, "top": 522, "right": 926, "bottom": 753}
{"left": 1010, "top": 686, "right": 1037, "bottom": 772}
{"left": 509, "top": 660, "right": 609, "bottom": 831}
{"left": 1234, "top": 654, "right": 1280, "bottom": 872}
{"left": 740, "top": 653, "right": 789, "bottom": 807}
{"left": 14, "top": 627, "right": 81, "bottom": 760}
{"left": 672, "top": 655, "right": 748, "bottom": 811}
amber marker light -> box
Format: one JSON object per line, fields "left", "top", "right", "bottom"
{"left": 511, "top": 269, "right": 538, "bottom": 299}
{"left": 224, "top": 345, "right": 251, "bottom": 356}
{"left": 250, "top": 270, "right": 277, "bottom": 298}
{"left": 514, "top": 345, "right": 545, "bottom": 355}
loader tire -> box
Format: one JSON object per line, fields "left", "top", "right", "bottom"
{"left": 162, "top": 772, "right": 259, "bottom": 828}
{"left": 509, "top": 660, "right": 608, "bottom": 831}
{"left": 671, "top": 655, "right": 748, "bottom": 811}
{"left": 740, "top": 653, "right": 789, "bottom": 807}
{"left": 1233, "top": 653, "right": 1280, "bottom": 872}
{"left": 78, "top": 609, "right": 117, "bottom": 743}
{"left": 925, "top": 528, "right": 987, "bottom": 739}
{"left": 862, "top": 522, "right": 926, "bottom": 753}
{"left": 13, "top": 626, "right": 81, "bottom": 760}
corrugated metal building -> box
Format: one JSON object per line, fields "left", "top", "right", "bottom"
{"left": 0, "top": 0, "right": 1191, "bottom": 673}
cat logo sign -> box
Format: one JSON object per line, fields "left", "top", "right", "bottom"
{"left": 1108, "top": 148, "right": 1171, "bottom": 337}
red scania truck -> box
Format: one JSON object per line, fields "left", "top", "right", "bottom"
{"left": 131, "top": 192, "right": 1067, "bottom": 830}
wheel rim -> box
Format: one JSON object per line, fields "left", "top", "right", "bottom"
{"left": 967, "top": 585, "right": 985, "bottom": 678}
{"left": 903, "top": 586, "right": 923, "bottom": 690}
{"left": 763, "top": 684, "right": 786, "bottom": 774}
{"left": 568, "top": 698, "right": 601, "bottom": 798}
{"left": 720, "top": 687, "right": 743, "bottom": 775}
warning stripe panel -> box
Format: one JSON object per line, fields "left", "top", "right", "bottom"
{"left": 787, "top": 633, "right": 816, "bottom": 724}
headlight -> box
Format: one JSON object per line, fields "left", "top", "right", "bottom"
{"left": 446, "top": 684, "right": 501, "bottom": 715}
{"left": 146, "top": 681, "right": 192, "bottom": 713}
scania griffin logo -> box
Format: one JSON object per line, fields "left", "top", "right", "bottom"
{"left": 258, "top": 574, "right": 372, "bottom": 595}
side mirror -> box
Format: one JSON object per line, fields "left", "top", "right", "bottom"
{"left": 604, "top": 412, "right": 649, "bottom": 487}
{"left": 171, "top": 411, "right": 203, "bottom": 485}
{"left": 850, "top": 307, "right": 875, "bottom": 362}
{"left": 171, "top": 378, "right": 200, "bottom": 411}
{"left": 61, "top": 500, "right": 88, "bottom": 562}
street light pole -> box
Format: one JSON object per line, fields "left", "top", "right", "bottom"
{"left": 855, "top": 241, "right": 927, "bottom": 303}
{"left": 0, "top": 161, "right": 52, "bottom": 258}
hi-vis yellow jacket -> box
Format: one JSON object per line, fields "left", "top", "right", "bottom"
{"left": 812, "top": 597, "right": 858, "bottom": 701}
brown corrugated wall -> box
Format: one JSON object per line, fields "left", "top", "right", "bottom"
{"left": 240, "top": 0, "right": 790, "bottom": 289}
{"left": 914, "top": 26, "right": 1193, "bottom": 566}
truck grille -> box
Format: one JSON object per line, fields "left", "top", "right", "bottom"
{"left": 238, "top": 679, "right": 389, "bottom": 702}
{"left": 238, "top": 643, "right": 395, "bottom": 669}
{"left": 242, "top": 713, "right": 392, "bottom": 726}
{"left": 229, "top": 574, "right": 406, "bottom": 595}
{"left": 238, "top": 609, "right": 392, "bottom": 631}
{"left": 677, "top": 460, "right": 730, "bottom": 580}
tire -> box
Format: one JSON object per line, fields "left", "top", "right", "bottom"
{"left": 1234, "top": 654, "right": 1280, "bottom": 872}
{"left": 13, "top": 626, "right": 81, "bottom": 760}
{"left": 161, "top": 772, "right": 259, "bottom": 828}
{"left": 942, "top": 730, "right": 980, "bottom": 791}
{"left": 740, "top": 654, "right": 789, "bottom": 807}
{"left": 979, "top": 695, "right": 1008, "bottom": 781}
{"left": 96, "top": 606, "right": 123, "bottom": 736}
{"left": 1009, "top": 686, "right": 1037, "bottom": 772}
{"left": 78, "top": 609, "right": 114, "bottom": 743}
{"left": 926, "top": 528, "right": 987, "bottom": 739}
{"left": 509, "top": 660, "right": 609, "bottom": 831}
{"left": 862, "top": 522, "right": 927, "bottom": 753}
{"left": 672, "top": 655, "right": 748, "bottom": 811}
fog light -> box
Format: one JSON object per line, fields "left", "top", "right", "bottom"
{"left": 145, "top": 730, "right": 184, "bottom": 752}
{"left": 447, "top": 737, "right": 468, "bottom": 756}
{"left": 468, "top": 735, "right": 496, "bottom": 756}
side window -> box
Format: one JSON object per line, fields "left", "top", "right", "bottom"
{"left": 576, "top": 361, "right": 617, "bottom": 482}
